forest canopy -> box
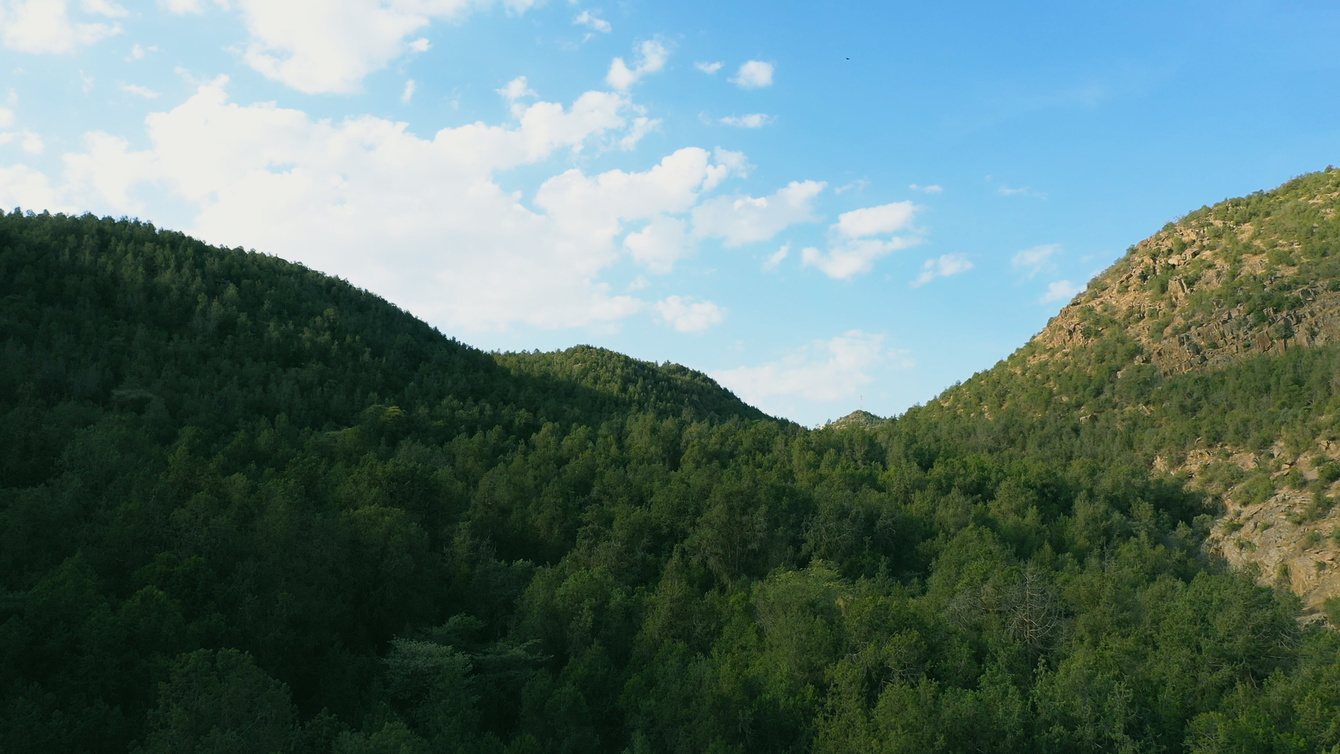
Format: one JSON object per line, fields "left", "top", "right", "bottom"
{"left": 4, "top": 193, "right": 1340, "bottom": 752}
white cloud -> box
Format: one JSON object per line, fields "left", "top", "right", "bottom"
{"left": 709, "top": 147, "right": 749, "bottom": 180}
{"left": 1040, "top": 279, "right": 1082, "bottom": 304}
{"left": 157, "top": 0, "right": 203, "bottom": 12}
{"left": 730, "top": 60, "right": 773, "bottom": 89}
{"left": 80, "top": 0, "right": 125, "bottom": 16}
{"left": 695, "top": 61, "right": 723, "bottom": 74}
{"left": 400, "top": 78, "right": 416, "bottom": 103}
{"left": 0, "top": 162, "right": 66, "bottom": 211}
{"left": 126, "top": 42, "right": 155, "bottom": 60}
{"left": 834, "top": 179, "right": 868, "bottom": 195}
{"left": 573, "top": 9, "right": 609, "bottom": 33}
{"left": 800, "top": 201, "right": 922, "bottom": 279}
{"left": 0, "top": 106, "right": 13, "bottom": 128}
{"left": 656, "top": 295, "right": 724, "bottom": 333}
{"left": 121, "top": 83, "right": 161, "bottom": 99}
{"left": 763, "top": 243, "right": 788, "bottom": 271}
{"left": 236, "top": 0, "right": 535, "bottom": 94}
{"left": 0, "top": 0, "right": 122, "bottom": 53}
{"left": 15, "top": 80, "right": 758, "bottom": 335}
{"left": 497, "top": 75, "right": 536, "bottom": 102}
{"left": 713, "top": 331, "right": 905, "bottom": 410}
{"left": 909, "top": 183, "right": 942, "bottom": 193}
{"left": 718, "top": 113, "right": 772, "bottom": 128}
{"left": 911, "top": 253, "right": 973, "bottom": 287}
{"left": 691, "top": 180, "right": 824, "bottom": 247}
{"left": 833, "top": 201, "right": 916, "bottom": 238}
{"left": 616, "top": 115, "right": 659, "bottom": 151}
{"left": 60, "top": 130, "right": 156, "bottom": 211}
{"left": 801, "top": 237, "right": 917, "bottom": 279}
{"left": 1011, "top": 242, "right": 1060, "bottom": 277}
{"left": 624, "top": 215, "right": 689, "bottom": 274}
{"left": 606, "top": 39, "right": 668, "bottom": 92}
{"left": 19, "top": 131, "right": 43, "bottom": 154}
{"left": 536, "top": 146, "right": 740, "bottom": 230}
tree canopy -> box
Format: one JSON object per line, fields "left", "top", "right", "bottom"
{"left": 5, "top": 186, "right": 1340, "bottom": 752}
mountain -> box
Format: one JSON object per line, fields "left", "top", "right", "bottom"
{"left": 907, "top": 166, "right": 1340, "bottom": 612}
{"left": 6, "top": 180, "right": 1340, "bottom": 752}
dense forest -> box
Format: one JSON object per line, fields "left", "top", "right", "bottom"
{"left": 5, "top": 173, "right": 1340, "bottom": 753}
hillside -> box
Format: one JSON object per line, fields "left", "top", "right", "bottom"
{"left": 5, "top": 199, "right": 1340, "bottom": 752}
{"left": 911, "top": 167, "right": 1340, "bottom": 612}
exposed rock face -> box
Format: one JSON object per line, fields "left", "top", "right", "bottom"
{"left": 1179, "top": 445, "right": 1340, "bottom": 616}
{"left": 1023, "top": 168, "right": 1340, "bottom": 614}
{"left": 1033, "top": 194, "right": 1340, "bottom": 378}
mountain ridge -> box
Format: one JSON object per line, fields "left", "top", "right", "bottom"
{"left": 6, "top": 176, "right": 1340, "bottom": 750}
{"left": 898, "top": 167, "right": 1340, "bottom": 613}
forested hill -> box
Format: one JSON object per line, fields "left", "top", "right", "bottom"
{"left": 6, "top": 199, "right": 1340, "bottom": 753}
{"left": 0, "top": 210, "right": 761, "bottom": 453}
{"left": 900, "top": 167, "right": 1340, "bottom": 612}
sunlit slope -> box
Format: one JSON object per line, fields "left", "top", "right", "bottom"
{"left": 907, "top": 167, "right": 1340, "bottom": 610}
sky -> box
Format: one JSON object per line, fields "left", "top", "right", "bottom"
{"left": 1, "top": 0, "right": 1338, "bottom": 426}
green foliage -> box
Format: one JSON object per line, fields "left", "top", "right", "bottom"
{"left": 5, "top": 196, "right": 1340, "bottom": 752}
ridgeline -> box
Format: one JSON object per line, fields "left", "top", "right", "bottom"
{"left": 4, "top": 170, "right": 1340, "bottom": 752}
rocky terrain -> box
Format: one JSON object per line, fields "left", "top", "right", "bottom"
{"left": 913, "top": 169, "right": 1340, "bottom": 615}
{"left": 1032, "top": 169, "right": 1340, "bottom": 613}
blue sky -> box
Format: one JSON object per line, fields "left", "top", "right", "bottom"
{"left": 2, "top": 0, "right": 1337, "bottom": 425}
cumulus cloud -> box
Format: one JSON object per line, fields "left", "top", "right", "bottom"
{"left": 801, "top": 237, "right": 917, "bottom": 279}
{"left": 911, "top": 253, "right": 973, "bottom": 287}
{"left": 1011, "top": 242, "right": 1060, "bottom": 277}
{"left": 5, "top": 80, "right": 760, "bottom": 335}
{"left": 909, "top": 183, "right": 942, "bottom": 193}
{"left": 400, "top": 78, "right": 416, "bottom": 103}
{"left": 0, "top": 0, "right": 123, "bottom": 53}
{"left": 833, "top": 201, "right": 916, "bottom": 238}
{"left": 126, "top": 42, "right": 154, "bottom": 60}
{"left": 606, "top": 39, "right": 669, "bottom": 92}
{"left": 573, "top": 9, "right": 609, "bottom": 33}
{"left": 616, "top": 115, "right": 659, "bottom": 151}
{"left": 19, "top": 131, "right": 43, "bottom": 154}
{"left": 496, "top": 75, "right": 535, "bottom": 102}
{"left": 713, "top": 331, "right": 909, "bottom": 416}
{"left": 623, "top": 215, "right": 691, "bottom": 274}
{"left": 235, "top": 0, "right": 534, "bottom": 94}
{"left": 763, "top": 244, "right": 789, "bottom": 271}
{"left": 694, "top": 61, "right": 722, "bottom": 74}
{"left": 730, "top": 60, "right": 773, "bottom": 89}
{"left": 655, "top": 295, "right": 724, "bottom": 333}
{"left": 1040, "top": 279, "right": 1082, "bottom": 304}
{"left": 691, "top": 180, "right": 824, "bottom": 247}
{"left": 0, "top": 106, "right": 12, "bottom": 128}
{"left": 0, "top": 162, "right": 65, "bottom": 210}
{"left": 800, "top": 201, "right": 922, "bottom": 279}
{"left": 718, "top": 113, "right": 771, "bottom": 128}
{"left": 0, "top": 128, "right": 44, "bottom": 154}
